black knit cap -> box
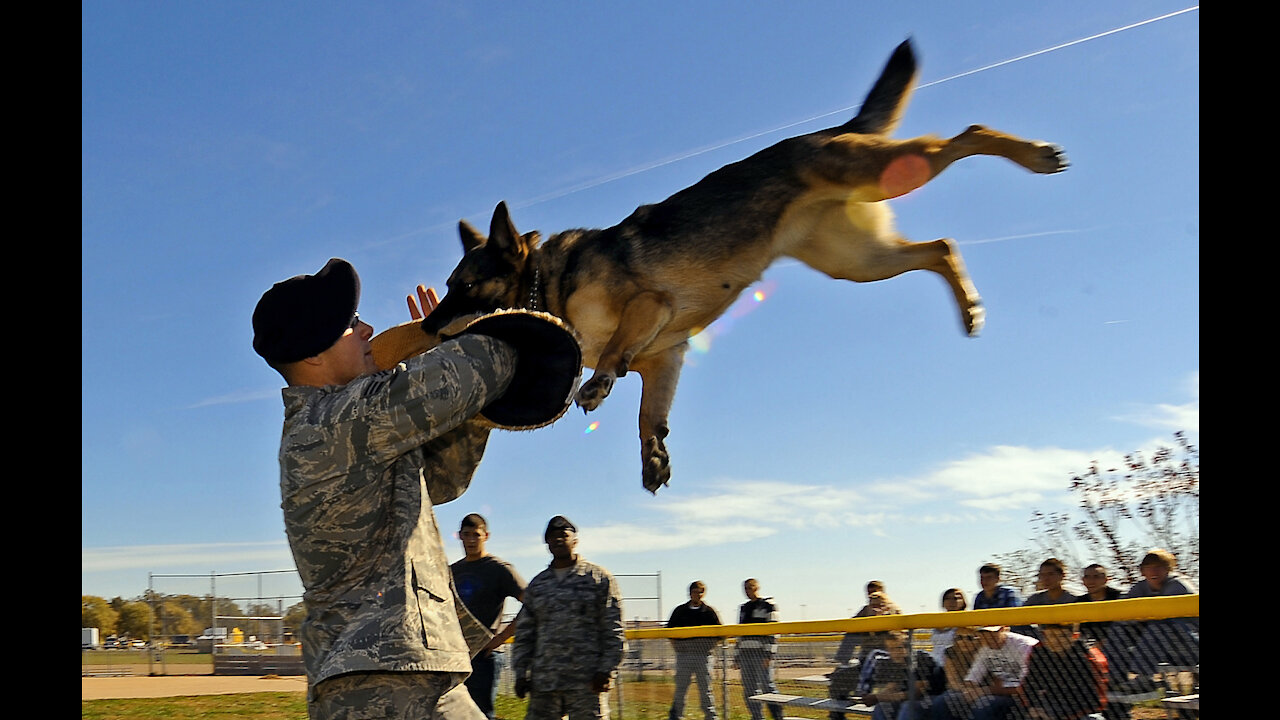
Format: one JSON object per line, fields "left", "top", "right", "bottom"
{"left": 252, "top": 258, "right": 360, "bottom": 365}
{"left": 544, "top": 515, "right": 577, "bottom": 537}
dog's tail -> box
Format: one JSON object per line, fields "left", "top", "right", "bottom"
{"left": 838, "top": 38, "right": 918, "bottom": 136}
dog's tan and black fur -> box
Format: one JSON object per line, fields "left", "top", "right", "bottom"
{"left": 418, "top": 40, "right": 1067, "bottom": 493}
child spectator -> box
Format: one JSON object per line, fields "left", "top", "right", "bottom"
{"left": 929, "top": 588, "right": 969, "bottom": 665}
{"left": 856, "top": 631, "right": 943, "bottom": 720}
{"left": 1018, "top": 624, "right": 1107, "bottom": 720}
{"left": 1023, "top": 559, "right": 1079, "bottom": 640}
{"left": 931, "top": 625, "right": 1037, "bottom": 720}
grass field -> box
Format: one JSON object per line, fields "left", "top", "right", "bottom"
{"left": 83, "top": 649, "right": 213, "bottom": 666}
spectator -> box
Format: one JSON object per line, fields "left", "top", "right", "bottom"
{"left": 1074, "top": 566, "right": 1128, "bottom": 720}
{"left": 512, "top": 516, "right": 626, "bottom": 720}
{"left": 929, "top": 589, "right": 969, "bottom": 666}
{"left": 829, "top": 588, "right": 903, "bottom": 720}
{"left": 836, "top": 587, "right": 904, "bottom": 671}
{"left": 860, "top": 582, "right": 904, "bottom": 615}
{"left": 666, "top": 581, "right": 723, "bottom": 720}
{"left": 1114, "top": 549, "right": 1198, "bottom": 693}
{"left": 736, "top": 579, "right": 784, "bottom": 720}
{"left": 973, "top": 563, "right": 1028, "bottom": 637}
{"left": 451, "top": 513, "right": 527, "bottom": 720}
{"left": 930, "top": 625, "right": 1038, "bottom": 720}
{"left": 1023, "top": 559, "right": 1079, "bottom": 639}
{"left": 1074, "top": 564, "right": 1121, "bottom": 648}
{"left": 857, "top": 631, "right": 943, "bottom": 720}
{"left": 1017, "top": 624, "right": 1107, "bottom": 720}
{"left": 941, "top": 629, "right": 980, "bottom": 689}
{"left": 973, "top": 564, "right": 1023, "bottom": 610}
{"left": 253, "top": 260, "right": 580, "bottom": 720}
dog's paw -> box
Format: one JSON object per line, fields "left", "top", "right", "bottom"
{"left": 1031, "top": 142, "right": 1068, "bottom": 174}
{"left": 641, "top": 436, "right": 671, "bottom": 494}
{"left": 965, "top": 301, "right": 985, "bottom": 337}
{"left": 575, "top": 373, "right": 615, "bottom": 412}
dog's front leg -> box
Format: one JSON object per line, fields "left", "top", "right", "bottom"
{"left": 575, "top": 291, "right": 675, "bottom": 412}
{"left": 632, "top": 343, "right": 687, "bottom": 493}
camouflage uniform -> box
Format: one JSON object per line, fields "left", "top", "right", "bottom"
{"left": 279, "top": 336, "right": 517, "bottom": 719}
{"left": 512, "top": 558, "right": 626, "bottom": 720}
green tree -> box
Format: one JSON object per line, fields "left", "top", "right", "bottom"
{"left": 998, "top": 431, "right": 1199, "bottom": 592}
{"left": 82, "top": 595, "right": 119, "bottom": 636}
{"left": 117, "top": 601, "right": 155, "bottom": 640}
{"left": 156, "top": 600, "right": 203, "bottom": 637}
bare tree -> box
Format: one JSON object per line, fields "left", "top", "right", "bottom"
{"left": 1003, "top": 432, "right": 1198, "bottom": 590}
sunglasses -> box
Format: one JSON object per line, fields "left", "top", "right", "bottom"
{"left": 348, "top": 312, "right": 361, "bottom": 329}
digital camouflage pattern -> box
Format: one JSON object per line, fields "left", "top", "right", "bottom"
{"left": 525, "top": 686, "right": 611, "bottom": 720}
{"left": 511, "top": 558, "right": 626, "bottom": 694}
{"left": 309, "top": 670, "right": 479, "bottom": 720}
{"left": 278, "top": 336, "right": 516, "bottom": 696}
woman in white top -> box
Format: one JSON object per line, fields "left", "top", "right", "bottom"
{"left": 929, "top": 588, "right": 969, "bottom": 665}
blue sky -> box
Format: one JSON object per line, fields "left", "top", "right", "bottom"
{"left": 82, "top": 3, "right": 1198, "bottom": 619}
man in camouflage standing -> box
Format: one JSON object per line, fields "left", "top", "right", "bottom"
{"left": 252, "top": 259, "right": 580, "bottom": 720}
{"left": 512, "top": 516, "right": 626, "bottom": 720}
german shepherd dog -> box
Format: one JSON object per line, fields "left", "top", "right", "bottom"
{"left": 417, "top": 39, "right": 1067, "bottom": 493}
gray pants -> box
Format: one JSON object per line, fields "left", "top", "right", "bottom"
{"left": 310, "top": 672, "right": 484, "bottom": 720}
{"left": 737, "top": 651, "right": 783, "bottom": 720}
{"left": 669, "top": 653, "right": 717, "bottom": 720}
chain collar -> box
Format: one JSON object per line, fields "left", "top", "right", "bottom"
{"left": 527, "top": 266, "right": 542, "bottom": 312}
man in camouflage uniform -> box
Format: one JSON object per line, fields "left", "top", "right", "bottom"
{"left": 252, "top": 258, "right": 580, "bottom": 720}
{"left": 512, "top": 516, "right": 626, "bottom": 720}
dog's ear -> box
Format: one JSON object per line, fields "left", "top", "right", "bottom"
{"left": 458, "top": 219, "right": 487, "bottom": 254}
{"left": 488, "top": 201, "right": 529, "bottom": 265}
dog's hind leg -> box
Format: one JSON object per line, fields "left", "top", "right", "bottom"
{"left": 814, "top": 126, "right": 1066, "bottom": 202}
{"left": 632, "top": 343, "right": 687, "bottom": 493}
{"left": 926, "top": 124, "right": 1068, "bottom": 178}
{"left": 791, "top": 223, "right": 984, "bottom": 335}
{"left": 575, "top": 290, "right": 676, "bottom": 412}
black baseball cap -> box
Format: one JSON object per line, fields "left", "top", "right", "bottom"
{"left": 253, "top": 258, "right": 360, "bottom": 365}
{"left": 545, "top": 515, "right": 577, "bottom": 537}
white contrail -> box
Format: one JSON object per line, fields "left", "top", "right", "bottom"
{"left": 510, "top": 7, "right": 1199, "bottom": 209}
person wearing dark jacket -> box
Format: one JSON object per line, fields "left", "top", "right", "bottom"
{"left": 666, "top": 581, "right": 723, "bottom": 720}
{"left": 1017, "top": 625, "right": 1106, "bottom": 720}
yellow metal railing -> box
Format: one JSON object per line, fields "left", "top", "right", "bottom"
{"left": 624, "top": 595, "right": 1198, "bottom": 640}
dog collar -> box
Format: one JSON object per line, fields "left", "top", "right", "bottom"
{"left": 527, "top": 266, "right": 542, "bottom": 312}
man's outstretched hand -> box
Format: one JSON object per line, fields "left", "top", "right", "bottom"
{"left": 407, "top": 285, "right": 440, "bottom": 320}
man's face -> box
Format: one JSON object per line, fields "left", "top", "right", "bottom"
{"left": 744, "top": 580, "right": 760, "bottom": 600}
{"left": 1141, "top": 562, "right": 1170, "bottom": 589}
{"left": 689, "top": 585, "right": 706, "bottom": 604}
{"left": 316, "top": 317, "right": 377, "bottom": 385}
{"left": 1037, "top": 565, "right": 1064, "bottom": 591}
{"left": 460, "top": 526, "right": 489, "bottom": 558}
{"left": 979, "top": 571, "right": 999, "bottom": 591}
{"left": 953, "top": 630, "right": 979, "bottom": 653}
{"left": 884, "top": 635, "right": 907, "bottom": 661}
{"left": 978, "top": 628, "right": 1007, "bottom": 649}
{"left": 1040, "top": 626, "right": 1074, "bottom": 653}
{"left": 1081, "top": 567, "right": 1107, "bottom": 593}
{"left": 546, "top": 527, "right": 578, "bottom": 562}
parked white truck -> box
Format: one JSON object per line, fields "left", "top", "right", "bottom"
{"left": 82, "top": 627, "right": 101, "bottom": 650}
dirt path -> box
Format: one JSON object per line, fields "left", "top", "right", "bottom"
{"left": 82, "top": 674, "right": 306, "bottom": 699}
